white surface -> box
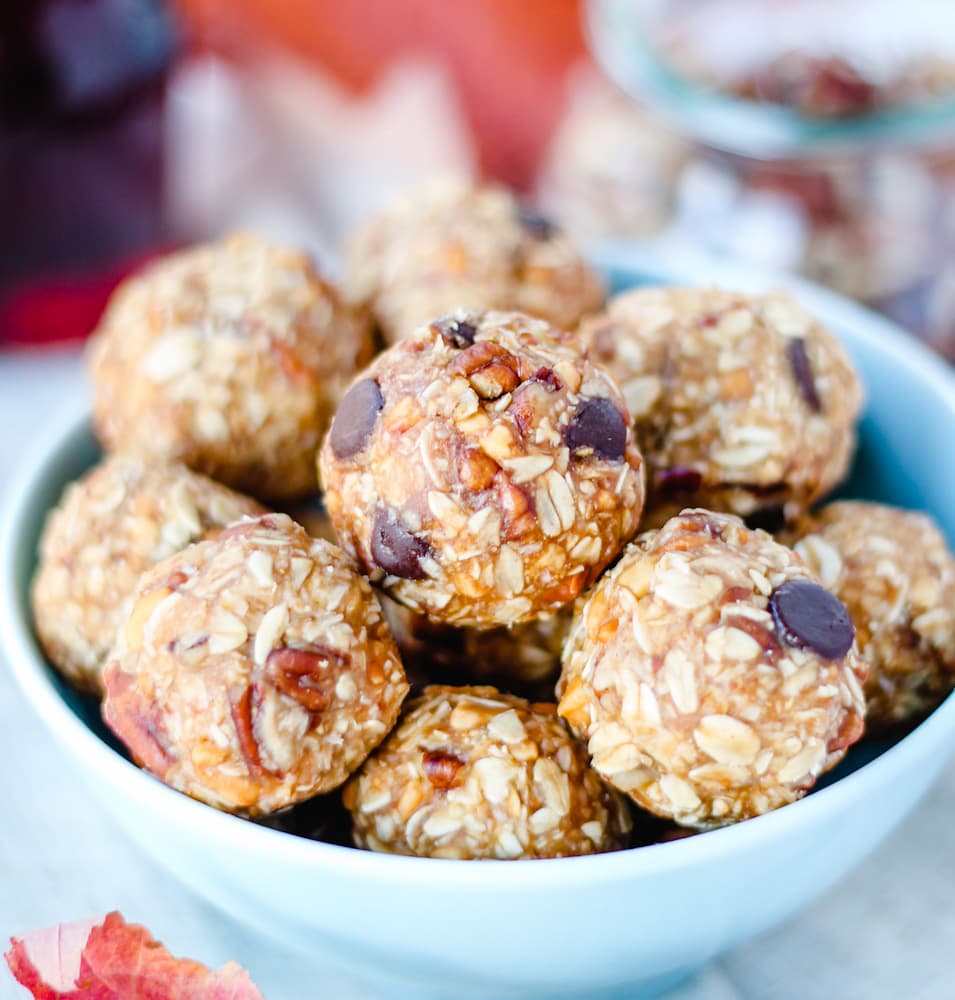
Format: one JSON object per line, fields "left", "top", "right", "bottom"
{"left": 0, "top": 349, "right": 953, "bottom": 1000}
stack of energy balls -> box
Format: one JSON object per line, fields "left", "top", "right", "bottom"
{"left": 32, "top": 182, "right": 955, "bottom": 860}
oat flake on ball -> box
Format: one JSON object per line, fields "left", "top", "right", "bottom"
{"left": 319, "top": 310, "right": 645, "bottom": 628}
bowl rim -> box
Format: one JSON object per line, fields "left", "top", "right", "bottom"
{"left": 586, "top": 0, "right": 955, "bottom": 159}
{"left": 4, "top": 251, "right": 955, "bottom": 891}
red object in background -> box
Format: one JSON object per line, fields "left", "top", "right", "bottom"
{"left": 175, "top": 0, "right": 587, "bottom": 190}
{"left": 0, "top": 0, "right": 177, "bottom": 347}
{"left": 0, "top": 253, "right": 158, "bottom": 350}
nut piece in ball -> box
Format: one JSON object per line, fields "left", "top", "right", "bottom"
{"left": 319, "top": 311, "right": 645, "bottom": 627}
{"left": 558, "top": 509, "right": 867, "bottom": 828}
{"left": 579, "top": 287, "right": 863, "bottom": 528}
{"left": 102, "top": 514, "right": 408, "bottom": 816}
{"left": 31, "top": 454, "right": 264, "bottom": 693}
{"left": 790, "top": 501, "right": 955, "bottom": 730}
{"left": 344, "top": 685, "right": 631, "bottom": 859}
{"left": 88, "top": 233, "right": 374, "bottom": 502}
{"left": 345, "top": 179, "right": 605, "bottom": 344}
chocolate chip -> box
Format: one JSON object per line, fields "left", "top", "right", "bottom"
{"left": 655, "top": 466, "right": 702, "bottom": 495}
{"left": 517, "top": 207, "right": 557, "bottom": 240}
{"left": 432, "top": 316, "right": 478, "bottom": 349}
{"left": 565, "top": 398, "right": 628, "bottom": 461}
{"left": 330, "top": 379, "right": 384, "bottom": 459}
{"left": 786, "top": 338, "right": 821, "bottom": 412}
{"left": 769, "top": 578, "right": 854, "bottom": 660}
{"left": 371, "top": 509, "right": 431, "bottom": 579}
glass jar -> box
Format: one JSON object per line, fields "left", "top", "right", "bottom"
{"left": 586, "top": 0, "right": 955, "bottom": 359}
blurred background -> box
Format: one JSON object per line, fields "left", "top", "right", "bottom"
{"left": 3, "top": 0, "right": 955, "bottom": 358}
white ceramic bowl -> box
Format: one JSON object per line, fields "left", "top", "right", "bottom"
{"left": 4, "top": 252, "right": 955, "bottom": 1000}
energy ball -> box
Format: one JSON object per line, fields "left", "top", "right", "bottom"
{"left": 381, "top": 597, "right": 570, "bottom": 696}
{"left": 31, "top": 455, "right": 263, "bottom": 694}
{"left": 558, "top": 509, "right": 867, "bottom": 828}
{"left": 579, "top": 287, "right": 863, "bottom": 528}
{"left": 88, "top": 233, "right": 375, "bottom": 502}
{"left": 319, "top": 311, "right": 645, "bottom": 627}
{"left": 790, "top": 501, "right": 955, "bottom": 729}
{"left": 101, "top": 514, "right": 408, "bottom": 817}
{"left": 345, "top": 179, "right": 605, "bottom": 345}
{"left": 343, "top": 685, "right": 631, "bottom": 859}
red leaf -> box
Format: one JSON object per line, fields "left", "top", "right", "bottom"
{"left": 4, "top": 915, "right": 101, "bottom": 999}
{"left": 5, "top": 913, "right": 265, "bottom": 1000}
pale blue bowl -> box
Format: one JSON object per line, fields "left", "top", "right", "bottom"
{"left": 2, "top": 251, "right": 954, "bottom": 1000}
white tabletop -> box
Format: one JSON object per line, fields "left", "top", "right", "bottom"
{"left": 1, "top": 348, "right": 953, "bottom": 1000}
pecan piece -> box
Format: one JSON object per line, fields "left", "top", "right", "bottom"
{"left": 102, "top": 667, "right": 175, "bottom": 777}
{"left": 230, "top": 685, "right": 269, "bottom": 779}
{"left": 421, "top": 749, "right": 465, "bottom": 789}
{"left": 449, "top": 342, "right": 522, "bottom": 400}
{"left": 495, "top": 471, "right": 531, "bottom": 538}
{"left": 266, "top": 645, "right": 346, "bottom": 711}
{"left": 538, "top": 573, "right": 585, "bottom": 606}
{"left": 457, "top": 446, "right": 499, "bottom": 491}
{"left": 724, "top": 611, "right": 778, "bottom": 653}
{"left": 827, "top": 708, "right": 865, "bottom": 753}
